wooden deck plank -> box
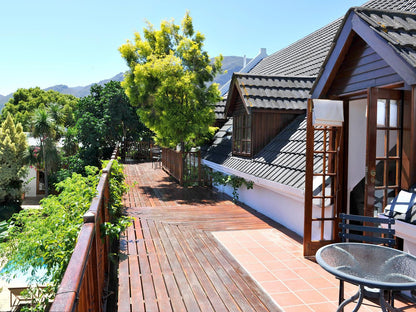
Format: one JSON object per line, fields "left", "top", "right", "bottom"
{"left": 173, "top": 225, "right": 235, "bottom": 312}
{"left": 135, "top": 225, "right": 159, "bottom": 311}
{"left": 141, "top": 219, "right": 172, "bottom": 312}
{"left": 154, "top": 221, "right": 201, "bottom": 311}
{"left": 163, "top": 223, "right": 215, "bottom": 312}
{"left": 185, "top": 227, "right": 256, "bottom": 312}
{"left": 118, "top": 162, "right": 282, "bottom": 312}
{"left": 147, "top": 220, "right": 187, "bottom": 311}
{"left": 198, "top": 230, "right": 276, "bottom": 312}
{"left": 118, "top": 233, "right": 131, "bottom": 312}
{"left": 128, "top": 255, "right": 145, "bottom": 312}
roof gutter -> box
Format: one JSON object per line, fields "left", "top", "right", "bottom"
{"left": 202, "top": 159, "right": 305, "bottom": 203}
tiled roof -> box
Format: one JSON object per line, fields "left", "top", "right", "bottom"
{"left": 249, "top": 0, "right": 416, "bottom": 77}
{"left": 205, "top": 0, "right": 416, "bottom": 190}
{"left": 354, "top": 8, "right": 416, "bottom": 67}
{"left": 232, "top": 73, "right": 314, "bottom": 111}
{"left": 201, "top": 118, "right": 232, "bottom": 164}
{"left": 218, "top": 114, "right": 326, "bottom": 190}
{"left": 214, "top": 99, "right": 227, "bottom": 121}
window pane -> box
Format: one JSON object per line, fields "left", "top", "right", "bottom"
{"left": 374, "top": 188, "right": 384, "bottom": 214}
{"left": 377, "top": 99, "right": 387, "bottom": 126}
{"left": 387, "top": 160, "right": 398, "bottom": 186}
{"left": 375, "top": 160, "right": 384, "bottom": 187}
{"left": 389, "top": 100, "right": 398, "bottom": 127}
{"left": 388, "top": 130, "right": 399, "bottom": 157}
{"left": 376, "top": 130, "right": 386, "bottom": 158}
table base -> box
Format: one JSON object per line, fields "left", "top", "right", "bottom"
{"left": 337, "top": 285, "right": 396, "bottom": 312}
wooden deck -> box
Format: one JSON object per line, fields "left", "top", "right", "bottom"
{"left": 118, "top": 162, "right": 282, "bottom": 312}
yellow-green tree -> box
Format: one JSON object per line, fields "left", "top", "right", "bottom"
{"left": 0, "top": 114, "right": 28, "bottom": 203}
{"left": 119, "top": 12, "right": 222, "bottom": 149}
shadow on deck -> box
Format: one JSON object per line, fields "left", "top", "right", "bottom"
{"left": 117, "top": 161, "right": 416, "bottom": 312}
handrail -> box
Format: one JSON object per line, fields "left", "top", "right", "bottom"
{"left": 50, "top": 147, "right": 118, "bottom": 312}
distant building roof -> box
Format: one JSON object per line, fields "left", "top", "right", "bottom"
{"left": 219, "top": 48, "right": 268, "bottom": 97}
{"left": 226, "top": 73, "right": 314, "bottom": 114}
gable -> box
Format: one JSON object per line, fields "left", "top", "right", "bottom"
{"left": 312, "top": 8, "right": 416, "bottom": 98}
{"left": 327, "top": 35, "right": 402, "bottom": 96}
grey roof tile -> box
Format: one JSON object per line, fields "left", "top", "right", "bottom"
{"left": 354, "top": 8, "right": 416, "bottom": 67}
{"left": 231, "top": 73, "right": 315, "bottom": 111}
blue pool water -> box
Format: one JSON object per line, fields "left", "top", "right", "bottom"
{"left": 0, "top": 261, "right": 50, "bottom": 285}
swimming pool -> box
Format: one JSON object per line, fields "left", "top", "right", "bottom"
{"left": 0, "top": 261, "right": 50, "bottom": 286}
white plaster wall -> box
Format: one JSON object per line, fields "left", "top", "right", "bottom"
{"left": 214, "top": 181, "right": 305, "bottom": 237}
{"left": 24, "top": 167, "right": 37, "bottom": 197}
{"left": 348, "top": 99, "right": 367, "bottom": 212}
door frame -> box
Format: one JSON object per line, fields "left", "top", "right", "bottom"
{"left": 364, "top": 88, "right": 403, "bottom": 217}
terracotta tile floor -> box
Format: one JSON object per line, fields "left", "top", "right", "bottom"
{"left": 213, "top": 229, "right": 416, "bottom": 311}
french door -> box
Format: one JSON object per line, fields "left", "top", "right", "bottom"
{"left": 303, "top": 99, "right": 344, "bottom": 257}
{"left": 365, "top": 88, "right": 403, "bottom": 217}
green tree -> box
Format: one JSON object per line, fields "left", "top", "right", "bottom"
{"left": 0, "top": 114, "right": 28, "bottom": 203}
{"left": 1, "top": 87, "right": 77, "bottom": 131}
{"left": 76, "top": 81, "right": 146, "bottom": 167}
{"left": 119, "top": 11, "right": 222, "bottom": 150}
{"left": 31, "top": 108, "right": 57, "bottom": 196}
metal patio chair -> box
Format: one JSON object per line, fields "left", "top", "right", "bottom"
{"left": 338, "top": 213, "right": 396, "bottom": 308}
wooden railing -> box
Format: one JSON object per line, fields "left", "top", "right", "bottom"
{"left": 161, "top": 148, "right": 211, "bottom": 186}
{"left": 50, "top": 148, "right": 117, "bottom": 312}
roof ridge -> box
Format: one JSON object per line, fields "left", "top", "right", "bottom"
{"left": 354, "top": 6, "right": 416, "bottom": 16}
{"left": 234, "top": 73, "right": 316, "bottom": 79}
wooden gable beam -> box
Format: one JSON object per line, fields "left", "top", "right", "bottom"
{"left": 351, "top": 13, "right": 416, "bottom": 87}
{"left": 224, "top": 75, "right": 251, "bottom": 117}
{"left": 311, "top": 12, "right": 354, "bottom": 99}
{"left": 312, "top": 10, "right": 416, "bottom": 99}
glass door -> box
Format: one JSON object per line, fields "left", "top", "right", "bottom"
{"left": 365, "top": 88, "right": 402, "bottom": 216}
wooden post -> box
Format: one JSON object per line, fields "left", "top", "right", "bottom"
{"left": 303, "top": 99, "right": 314, "bottom": 257}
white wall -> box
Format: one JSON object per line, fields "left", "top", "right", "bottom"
{"left": 24, "top": 167, "right": 37, "bottom": 197}
{"left": 348, "top": 99, "right": 367, "bottom": 212}
{"left": 204, "top": 160, "right": 306, "bottom": 237}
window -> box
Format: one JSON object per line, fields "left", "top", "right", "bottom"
{"left": 233, "top": 112, "right": 251, "bottom": 156}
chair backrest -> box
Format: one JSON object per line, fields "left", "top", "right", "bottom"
{"left": 339, "top": 213, "right": 395, "bottom": 247}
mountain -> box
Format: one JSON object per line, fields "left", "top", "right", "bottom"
{"left": 44, "top": 72, "right": 125, "bottom": 98}
{"left": 0, "top": 56, "right": 247, "bottom": 110}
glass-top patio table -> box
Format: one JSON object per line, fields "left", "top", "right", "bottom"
{"left": 316, "top": 242, "right": 416, "bottom": 312}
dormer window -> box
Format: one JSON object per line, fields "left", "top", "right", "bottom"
{"left": 233, "top": 111, "right": 251, "bottom": 156}
{"left": 224, "top": 73, "right": 313, "bottom": 158}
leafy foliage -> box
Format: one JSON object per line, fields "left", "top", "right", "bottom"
{"left": 0, "top": 114, "right": 28, "bottom": 203}
{"left": 1, "top": 87, "right": 77, "bottom": 131}
{"left": 1, "top": 166, "right": 100, "bottom": 287}
{"left": 119, "top": 11, "right": 222, "bottom": 149}
{"left": 75, "top": 81, "right": 149, "bottom": 168}
{"left": 0, "top": 159, "right": 129, "bottom": 310}
{"left": 210, "top": 170, "right": 254, "bottom": 202}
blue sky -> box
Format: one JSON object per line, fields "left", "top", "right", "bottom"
{"left": 0, "top": 0, "right": 365, "bottom": 95}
